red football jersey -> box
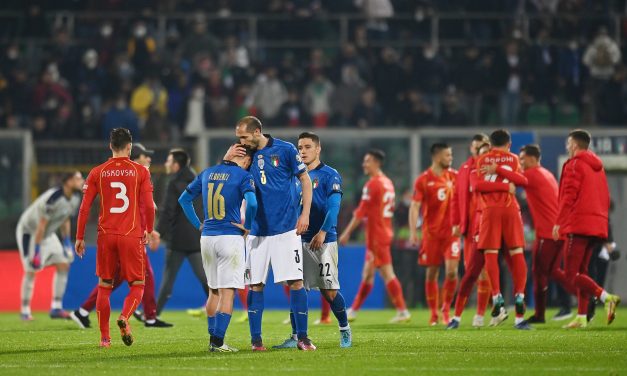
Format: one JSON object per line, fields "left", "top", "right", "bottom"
{"left": 476, "top": 149, "right": 521, "bottom": 209}
{"left": 77, "top": 156, "right": 154, "bottom": 240}
{"left": 523, "top": 166, "right": 559, "bottom": 239}
{"left": 354, "top": 174, "right": 395, "bottom": 245}
{"left": 413, "top": 167, "right": 457, "bottom": 239}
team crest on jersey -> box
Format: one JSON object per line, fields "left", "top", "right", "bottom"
{"left": 312, "top": 178, "right": 319, "bottom": 189}
{"left": 258, "top": 158, "right": 265, "bottom": 169}
{"left": 271, "top": 155, "right": 280, "bottom": 167}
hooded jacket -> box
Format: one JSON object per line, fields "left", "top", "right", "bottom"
{"left": 557, "top": 150, "right": 609, "bottom": 238}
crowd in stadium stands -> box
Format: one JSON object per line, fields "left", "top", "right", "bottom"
{"left": 0, "top": 0, "right": 626, "bottom": 140}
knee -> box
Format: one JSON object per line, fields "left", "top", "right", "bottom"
{"left": 55, "top": 263, "right": 70, "bottom": 272}
{"left": 130, "top": 280, "right": 145, "bottom": 287}
{"left": 250, "top": 283, "right": 264, "bottom": 292}
{"left": 322, "top": 289, "right": 337, "bottom": 302}
{"left": 288, "top": 280, "right": 304, "bottom": 290}
{"left": 99, "top": 279, "right": 113, "bottom": 287}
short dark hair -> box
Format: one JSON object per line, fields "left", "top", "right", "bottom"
{"left": 237, "top": 116, "right": 262, "bottom": 133}
{"left": 61, "top": 171, "right": 80, "bottom": 184}
{"left": 569, "top": 129, "right": 591, "bottom": 149}
{"left": 430, "top": 142, "right": 450, "bottom": 156}
{"left": 520, "top": 144, "right": 541, "bottom": 159}
{"left": 472, "top": 133, "right": 489, "bottom": 143}
{"left": 169, "top": 148, "right": 190, "bottom": 168}
{"left": 110, "top": 128, "right": 132, "bottom": 151}
{"left": 298, "top": 132, "right": 320, "bottom": 145}
{"left": 366, "top": 149, "right": 385, "bottom": 164}
{"left": 490, "top": 129, "right": 511, "bottom": 147}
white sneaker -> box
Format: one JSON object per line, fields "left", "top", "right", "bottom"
{"left": 389, "top": 310, "right": 411, "bottom": 323}
{"left": 489, "top": 307, "right": 509, "bottom": 326}
{"left": 347, "top": 308, "right": 357, "bottom": 322}
{"left": 472, "top": 314, "right": 484, "bottom": 328}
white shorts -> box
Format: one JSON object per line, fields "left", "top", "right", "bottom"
{"left": 16, "top": 226, "right": 72, "bottom": 272}
{"left": 303, "top": 241, "right": 340, "bottom": 290}
{"left": 201, "top": 235, "right": 246, "bottom": 289}
{"left": 246, "top": 229, "right": 303, "bottom": 285}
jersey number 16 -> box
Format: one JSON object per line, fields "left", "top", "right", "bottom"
{"left": 207, "top": 183, "right": 226, "bottom": 220}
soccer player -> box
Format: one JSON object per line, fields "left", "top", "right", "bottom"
{"left": 16, "top": 171, "right": 84, "bottom": 321}
{"left": 516, "top": 144, "right": 574, "bottom": 324}
{"left": 340, "top": 150, "right": 410, "bottom": 323}
{"left": 553, "top": 129, "right": 620, "bottom": 328}
{"left": 178, "top": 145, "right": 257, "bottom": 352}
{"left": 409, "top": 143, "right": 459, "bottom": 326}
{"left": 231, "top": 116, "right": 316, "bottom": 351}
{"left": 450, "top": 134, "right": 492, "bottom": 327}
{"left": 70, "top": 144, "right": 172, "bottom": 329}
{"left": 475, "top": 129, "right": 530, "bottom": 329}
{"left": 75, "top": 128, "right": 157, "bottom": 348}
{"left": 274, "top": 132, "right": 352, "bottom": 349}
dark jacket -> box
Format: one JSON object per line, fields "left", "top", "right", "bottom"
{"left": 557, "top": 150, "right": 610, "bottom": 239}
{"left": 157, "top": 166, "right": 202, "bottom": 251}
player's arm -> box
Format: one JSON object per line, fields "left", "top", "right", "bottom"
{"left": 178, "top": 175, "right": 203, "bottom": 231}
{"left": 450, "top": 176, "right": 462, "bottom": 237}
{"left": 311, "top": 192, "right": 341, "bottom": 250}
{"left": 296, "top": 171, "right": 312, "bottom": 236}
{"left": 75, "top": 171, "right": 98, "bottom": 258}
{"left": 480, "top": 162, "right": 528, "bottom": 186}
{"left": 60, "top": 218, "right": 73, "bottom": 256}
{"left": 554, "top": 162, "right": 582, "bottom": 239}
{"left": 140, "top": 170, "right": 156, "bottom": 236}
{"left": 232, "top": 192, "right": 258, "bottom": 237}
{"left": 409, "top": 177, "right": 423, "bottom": 246}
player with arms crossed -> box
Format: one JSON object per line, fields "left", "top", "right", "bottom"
{"left": 16, "top": 171, "right": 84, "bottom": 320}
{"left": 178, "top": 145, "right": 257, "bottom": 352}
{"left": 340, "top": 150, "right": 410, "bottom": 323}
{"left": 274, "top": 132, "right": 352, "bottom": 349}
{"left": 230, "top": 116, "right": 315, "bottom": 351}
{"left": 475, "top": 129, "right": 530, "bottom": 329}
{"left": 409, "top": 143, "right": 459, "bottom": 326}
{"left": 75, "top": 128, "right": 157, "bottom": 348}
{"left": 553, "top": 129, "right": 620, "bottom": 329}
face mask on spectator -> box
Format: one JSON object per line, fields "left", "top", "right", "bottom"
{"left": 101, "top": 23, "right": 113, "bottom": 38}
{"left": 7, "top": 47, "right": 18, "bottom": 60}
{"left": 134, "top": 25, "right": 147, "bottom": 38}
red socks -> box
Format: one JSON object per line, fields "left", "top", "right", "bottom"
{"left": 476, "top": 278, "right": 491, "bottom": 316}
{"left": 574, "top": 274, "right": 604, "bottom": 299}
{"left": 237, "top": 288, "right": 248, "bottom": 310}
{"left": 484, "top": 252, "right": 501, "bottom": 296}
{"left": 121, "top": 284, "right": 144, "bottom": 320}
{"left": 351, "top": 282, "right": 373, "bottom": 311}
{"left": 425, "top": 280, "right": 439, "bottom": 318}
{"left": 321, "top": 296, "right": 331, "bottom": 320}
{"left": 385, "top": 278, "right": 407, "bottom": 311}
{"left": 96, "top": 286, "right": 112, "bottom": 340}
{"left": 442, "top": 278, "right": 458, "bottom": 313}
{"left": 510, "top": 253, "right": 527, "bottom": 296}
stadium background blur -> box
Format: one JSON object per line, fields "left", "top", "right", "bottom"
{"left": 0, "top": 0, "right": 626, "bottom": 311}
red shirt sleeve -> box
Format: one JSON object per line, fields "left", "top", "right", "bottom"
{"left": 140, "top": 168, "right": 155, "bottom": 233}
{"left": 412, "top": 176, "right": 424, "bottom": 203}
{"left": 496, "top": 165, "right": 528, "bottom": 186}
{"left": 76, "top": 169, "right": 99, "bottom": 240}
{"left": 354, "top": 180, "right": 378, "bottom": 220}
{"left": 556, "top": 160, "right": 582, "bottom": 228}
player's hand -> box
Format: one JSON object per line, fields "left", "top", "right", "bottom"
{"left": 508, "top": 182, "right": 516, "bottom": 194}
{"left": 30, "top": 253, "right": 41, "bottom": 270}
{"left": 224, "top": 144, "right": 247, "bottom": 160}
{"left": 452, "top": 225, "right": 461, "bottom": 238}
{"left": 409, "top": 232, "right": 420, "bottom": 247}
{"left": 148, "top": 230, "right": 160, "bottom": 251}
{"left": 552, "top": 225, "right": 560, "bottom": 241}
{"left": 75, "top": 239, "right": 86, "bottom": 259}
{"left": 310, "top": 231, "right": 326, "bottom": 251}
{"left": 231, "top": 222, "right": 250, "bottom": 239}
{"left": 480, "top": 163, "right": 498, "bottom": 175}
{"left": 295, "top": 214, "right": 309, "bottom": 236}
{"left": 62, "top": 236, "right": 73, "bottom": 258}
{"left": 339, "top": 232, "right": 349, "bottom": 246}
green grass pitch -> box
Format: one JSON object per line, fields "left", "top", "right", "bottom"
{"left": 1, "top": 309, "right": 626, "bottom": 375}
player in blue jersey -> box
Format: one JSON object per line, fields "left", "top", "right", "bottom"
{"left": 229, "top": 116, "right": 315, "bottom": 351}
{"left": 178, "top": 145, "right": 258, "bottom": 353}
{"left": 274, "top": 132, "right": 352, "bottom": 349}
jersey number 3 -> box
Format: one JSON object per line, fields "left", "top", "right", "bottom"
{"left": 207, "top": 183, "right": 226, "bottom": 220}
{"left": 110, "top": 182, "right": 129, "bottom": 213}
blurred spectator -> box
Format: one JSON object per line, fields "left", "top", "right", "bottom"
{"left": 331, "top": 64, "right": 366, "bottom": 126}
{"left": 76, "top": 49, "right": 108, "bottom": 117}
{"left": 130, "top": 75, "right": 168, "bottom": 140}
{"left": 31, "top": 114, "right": 51, "bottom": 140}
{"left": 77, "top": 104, "right": 100, "bottom": 139}
{"left": 526, "top": 28, "right": 558, "bottom": 124}
{"left": 127, "top": 21, "right": 157, "bottom": 77}
{"left": 415, "top": 44, "right": 447, "bottom": 122}
{"left": 166, "top": 72, "right": 190, "bottom": 132}
{"left": 219, "top": 35, "right": 250, "bottom": 70}
{"left": 23, "top": 5, "right": 48, "bottom": 38}
{"left": 206, "top": 69, "right": 231, "bottom": 127}
{"left": 372, "top": 47, "right": 404, "bottom": 124}
{"left": 47, "top": 28, "right": 81, "bottom": 84}
{"left": 354, "top": 0, "right": 394, "bottom": 40}
{"left": 96, "top": 22, "right": 117, "bottom": 69}
{"left": 245, "top": 66, "right": 288, "bottom": 124}
{"left": 399, "top": 89, "right": 434, "bottom": 126}
{"left": 32, "top": 65, "right": 73, "bottom": 124}
{"left": 103, "top": 95, "right": 140, "bottom": 140}
{"left": 285, "top": 0, "right": 322, "bottom": 40}
{"left": 334, "top": 43, "right": 370, "bottom": 83}
{"left": 181, "top": 16, "right": 219, "bottom": 62}
{"left": 597, "top": 65, "right": 627, "bottom": 125}
{"left": 183, "top": 84, "right": 214, "bottom": 138}
{"left": 1, "top": 43, "right": 21, "bottom": 75}
{"left": 496, "top": 40, "right": 525, "bottom": 125}
{"left": 303, "top": 71, "right": 334, "bottom": 127}
{"left": 558, "top": 38, "right": 585, "bottom": 112}
{"left": 351, "top": 87, "right": 384, "bottom": 127}
{"left": 278, "top": 88, "right": 309, "bottom": 127}
{"left": 455, "top": 45, "right": 484, "bottom": 124}
{"left": 440, "top": 88, "right": 469, "bottom": 125}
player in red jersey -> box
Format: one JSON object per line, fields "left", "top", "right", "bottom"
{"left": 553, "top": 129, "right": 620, "bottom": 329}
{"left": 515, "top": 144, "right": 575, "bottom": 324}
{"left": 475, "top": 129, "right": 530, "bottom": 329}
{"left": 75, "top": 128, "right": 157, "bottom": 348}
{"left": 450, "top": 134, "right": 492, "bottom": 327}
{"left": 339, "top": 149, "right": 410, "bottom": 323}
{"left": 409, "top": 143, "right": 460, "bottom": 326}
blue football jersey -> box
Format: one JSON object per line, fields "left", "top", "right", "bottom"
{"left": 249, "top": 136, "right": 307, "bottom": 236}
{"left": 185, "top": 161, "right": 255, "bottom": 236}
{"left": 301, "top": 163, "right": 343, "bottom": 243}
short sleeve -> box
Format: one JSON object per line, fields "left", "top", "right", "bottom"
{"left": 241, "top": 173, "right": 256, "bottom": 195}
{"left": 327, "top": 172, "right": 343, "bottom": 197}
{"left": 412, "top": 176, "right": 424, "bottom": 202}
{"left": 185, "top": 173, "right": 203, "bottom": 198}
{"left": 287, "top": 144, "right": 307, "bottom": 177}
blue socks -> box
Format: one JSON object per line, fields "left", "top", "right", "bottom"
{"left": 290, "top": 288, "right": 308, "bottom": 339}
{"left": 290, "top": 310, "right": 296, "bottom": 336}
{"left": 330, "top": 292, "right": 349, "bottom": 329}
{"left": 248, "top": 290, "right": 264, "bottom": 343}
{"left": 214, "top": 312, "right": 232, "bottom": 340}
{"left": 207, "top": 316, "right": 215, "bottom": 336}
